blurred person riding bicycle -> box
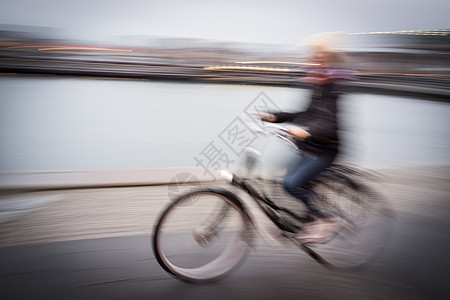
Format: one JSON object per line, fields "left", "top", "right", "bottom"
{"left": 259, "top": 38, "right": 357, "bottom": 243}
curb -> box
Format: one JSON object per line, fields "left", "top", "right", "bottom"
{"left": 0, "top": 167, "right": 216, "bottom": 192}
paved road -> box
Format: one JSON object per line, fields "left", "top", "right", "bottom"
{"left": 0, "top": 167, "right": 449, "bottom": 300}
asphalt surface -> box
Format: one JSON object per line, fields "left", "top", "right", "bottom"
{"left": 0, "top": 167, "right": 449, "bottom": 300}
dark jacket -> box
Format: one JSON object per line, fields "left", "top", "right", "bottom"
{"left": 273, "top": 83, "right": 340, "bottom": 160}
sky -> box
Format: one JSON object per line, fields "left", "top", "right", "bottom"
{"left": 0, "top": 0, "right": 449, "bottom": 45}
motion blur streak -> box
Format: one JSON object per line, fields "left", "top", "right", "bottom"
{"left": 0, "top": 4, "right": 449, "bottom": 298}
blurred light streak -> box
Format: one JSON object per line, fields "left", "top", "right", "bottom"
{"left": 349, "top": 29, "right": 450, "bottom": 36}
{"left": 235, "top": 61, "right": 320, "bottom": 66}
{"left": 38, "top": 47, "right": 133, "bottom": 52}
{"left": 7, "top": 45, "right": 42, "bottom": 48}
{"left": 8, "top": 45, "right": 133, "bottom": 52}
{"left": 204, "top": 65, "right": 291, "bottom": 72}
{"left": 359, "top": 72, "right": 450, "bottom": 78}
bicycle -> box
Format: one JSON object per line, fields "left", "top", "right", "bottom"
{"left": 152, "top": 121, "right": 394, "bottom": 282}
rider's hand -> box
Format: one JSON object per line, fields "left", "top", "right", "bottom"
{"left": 257, "top": 112, "right": 277, "bottom": 123}
{"left": 284, "top": 125, "right": 311, "bottom": 141}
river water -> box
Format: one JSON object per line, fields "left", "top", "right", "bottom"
{"left": 0, "top": 75, "right": 449, "bottom": 172}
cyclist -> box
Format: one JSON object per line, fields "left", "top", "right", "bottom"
{"left": 260, "top": 47, "right": 356, "bottom": 243}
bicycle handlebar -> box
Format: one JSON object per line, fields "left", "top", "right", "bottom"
{"left": 248, "top": 117, "right": 300, "bottom": 152}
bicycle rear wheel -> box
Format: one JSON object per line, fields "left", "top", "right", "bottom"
{"left": 306, "top": 178, "right": 394, "bottom": 269}
{"left": 153, "top": 188, "right": 251, "bottom": 282}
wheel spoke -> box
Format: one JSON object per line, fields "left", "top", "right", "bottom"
{"left": 307, "top": 176, "right": 394, "bottom": 268}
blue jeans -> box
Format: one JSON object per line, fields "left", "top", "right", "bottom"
{"left": 283, "top": 154, "right": 332, "bottom": 218}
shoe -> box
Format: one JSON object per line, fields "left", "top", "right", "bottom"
{"left": 296, "top": 216, "right": 342, "bottom": 244}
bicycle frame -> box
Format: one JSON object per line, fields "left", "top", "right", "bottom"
{"left": 220, "top": 169, "right": 308, "bottom": 234}
{"left": 215, "top": 168, "right": 348, "bottom": 268}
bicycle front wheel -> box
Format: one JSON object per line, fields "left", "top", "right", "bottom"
{"left": 153, "top": 188, "right": 252, "bottom": 282}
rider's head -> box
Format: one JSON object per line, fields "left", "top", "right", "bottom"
{"left": 303, "top": 32, "right": 348, "bottom": 68}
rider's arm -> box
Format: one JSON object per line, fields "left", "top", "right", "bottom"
{"left": 284, "top": 125, "right": 311, "bottom": 140}
{"left": 258, "top": 112, "right": 296, "bottom": 123}
{"left": 271, "top": 111, "right": 308, "bottom": 123}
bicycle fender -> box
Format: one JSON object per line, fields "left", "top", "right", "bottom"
{"left": 190, "top": 186, "right": 247, "bottom": 211}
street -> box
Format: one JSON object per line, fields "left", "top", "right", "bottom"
{"left": 0, "top": 166, "right": 449, "bottom": 300}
